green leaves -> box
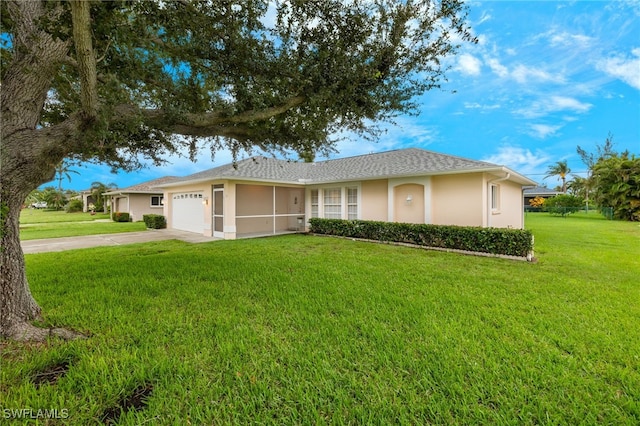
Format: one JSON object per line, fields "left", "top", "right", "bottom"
{"left": 544, "top": 194, "right": 584, "bottom": 217}
{"left": 4, "top": 0, "right": 476, "bottom": 170}
{"left": 308, "top": 218, "right": 534, "bottom": 258}
{"left": 593, "top": 153, "right": 640, "bottom": 221}
{"left": 142, "top": 214, "right": 166, "bottom": 229}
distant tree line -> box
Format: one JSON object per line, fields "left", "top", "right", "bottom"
{"left": 542, "top": 134, "right": 639, "bottom": 221}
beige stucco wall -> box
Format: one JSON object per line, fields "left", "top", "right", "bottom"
{"left": 431, "top": 173, "right": 484, "bottom": 227}
{"left": 360, "top": 180, "right": 388, "bottom": 221}
{"left": 163, "top": 172, "right": 526, "bottom": 238}
{"left": 111, "top": 196, "right": 127, "bottom": 215}
{"left": 393, "top": 183, "right": 425, "bottom": 224}
{"left": 487, "top": 179, "right": 525, "bottom": 229}
{"left": 127, "top": 194, "right": 164, "bottom": 222}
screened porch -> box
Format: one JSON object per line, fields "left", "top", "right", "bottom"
{"left": 235, "top": 184, "right": 305, "bottom": 238}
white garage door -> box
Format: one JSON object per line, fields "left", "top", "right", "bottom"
{"left": 172, "top": 192, "right": 204, "bottom": 233}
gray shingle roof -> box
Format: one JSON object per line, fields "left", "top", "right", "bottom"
{"left": 523, "top": 186, "right": 561, "bottom": 195}
{"left": 172, "top": 157, "right": 307, "bottom": 183}
{"left": 105, "top": 176, "right": 180, "bottom": 194}
{"left": 165, "top": 148, "right": 516, "bottom": 186}
{"left": 302, "top": 148, "right": 499, "bottom": 182}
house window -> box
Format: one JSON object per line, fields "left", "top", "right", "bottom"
{"left": 311, "top": 189, "right": 319, "bottom": 218}
{"left": 347, "top": 187, "right": 358, "bottom": 220}
{"left": 491, "top": 184, "right": 500, "bottom": 211}
{"left": 151, "top": 195, "right": 164, "bottom": 207}
{"left": 323, "top": 187, "right": 342, "bottom": 219}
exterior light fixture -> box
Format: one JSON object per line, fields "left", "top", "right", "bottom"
{"left": 406, "top": 194, "right": 413, "bottom": 204}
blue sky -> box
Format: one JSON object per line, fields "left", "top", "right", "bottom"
{"left": 58, "top": 0, "right": 639, "bottom": 191}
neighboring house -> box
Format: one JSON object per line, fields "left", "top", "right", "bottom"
{"left": 68, "top": 190, "right": 95, "bottom": 212}
{"left": 79, "top": 190, "right": 95, "bottom": 212}
{"left": 104, "top": 176, "right": 179, "bottom": 222}
{"left": 523, "top": 186, "right": 562, "bottom": 207}
{"left": 156, "top": 148, "right": 537, "bottom": 239}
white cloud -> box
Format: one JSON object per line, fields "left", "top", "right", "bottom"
{"left": 486, "top": 57, "right": 509, "bottom": 78}
{"left": 511, "top": 64, "right": 564, "bottom": 84}
{"left": 482, "top": 146, "right": 551, "bottom": 177}
{"left": 330, "top": 119, "right": 437, "bottom": 159}
{"left": 483, "top": 58, "right": 564, "bottom": 85}
{"left": 528, "top": 124, "right": 562, "bottom": 139}
{"left": 456, "top": 54, "right": 482, "bottom": 76}
{"left": 514, "top": 95, "right": 592, "bottom": 119}
{"left": 539, "top": 29, "right": 594, "bottom": 49}
{"left": 596, "top": 48, "right": 640, "bottom": 90}
{"left": 476, "top": 12, "right": 492, "bottom": 26}
{"left": 548, "top": 96, "right": 592, "bottom": 113}
{"left": 463, "top": 102, "right": 501, "bottom": 111}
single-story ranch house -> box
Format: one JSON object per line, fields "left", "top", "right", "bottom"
{"left": 154, "top": 148, "right": 537, "bottom": 239}
{"left": 104, "top": 176, "right": 179, "bottom": 222}
{"left": 523, "top": 185, "right": 562, "bottom": 207}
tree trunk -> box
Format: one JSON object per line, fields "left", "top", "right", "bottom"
{"left": 0, "top": 189, "right": 43, "bottom": 339}
{"left": 0, "top": 2, "right": 87, "bottom": 341}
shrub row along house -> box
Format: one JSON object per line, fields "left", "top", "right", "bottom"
{"left": 106, "top": 148, "right": 537, "bottom": 239}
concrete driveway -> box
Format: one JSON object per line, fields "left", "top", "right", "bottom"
{"left": 22, "top": 229, "right": 219, "bottom": 254}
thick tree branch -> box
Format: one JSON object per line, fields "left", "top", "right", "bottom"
{"left": 136, "top": 95, "right": 306, "bottom": 137}
{"left": 70, "top": 0, "right": 98, "bottom": 120}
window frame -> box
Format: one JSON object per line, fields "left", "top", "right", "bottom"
{"left": 490, "top": 184, "right": 500, "bottom": 212}
{"left": 347, "top": 186, "right": 358, "bottom": 220}
{"left": 323, "top": 187, "right": 343, "bottom": 219}
{"left": 150, "top": 195, "right": 164, "bottom": 207}
{"left": 310, "top": 189, "right": 319, "bottom": 218}
{"left": 310, "top": 184, "right": 360, "bottom": 220}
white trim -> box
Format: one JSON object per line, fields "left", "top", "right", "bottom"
{"left": 490, "top": 184, "right": 501, "bottom": 212}
{"left": 236, "top": 214, "right": 302, "bottom": 218}
{"left": 487, "top": 173, "right": 509, "bottom": 227}
{"left": 212, "top": 186, "right": 225, "bottom": 238}
{"left": 306, "top": 183, "right": 362, "bottom": 221}
{"left": 150, "top": 195, "right": 164, "bottom": 208}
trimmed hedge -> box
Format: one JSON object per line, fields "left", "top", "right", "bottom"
{"left": 308, "top": 218, "right": 534, "bottom": 259}
{"left": 112, "top": 212, "right": 130, "bottom": 222}
{"left": 143, "top": 214, "right": 167, "bottom": 229}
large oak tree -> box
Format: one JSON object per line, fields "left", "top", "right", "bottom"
{"left": 1, "top": 0, "right": 475, "bottom": 340}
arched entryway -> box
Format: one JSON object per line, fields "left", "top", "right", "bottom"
{"left": 393, "top": 183, "right": 424, "bottom": 224}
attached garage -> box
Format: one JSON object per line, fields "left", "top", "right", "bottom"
{"left": 171, "top": 191, "right": 204, "bottom": 233}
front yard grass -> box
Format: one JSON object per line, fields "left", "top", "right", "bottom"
{"left": 19, "top": 209, "right": 111, "bottom": 224}
{"left": 1, "top": 213, "right": 639, "bottom": 424}
{"left": 19, "top": 209, "right": 146, "bottom": 240}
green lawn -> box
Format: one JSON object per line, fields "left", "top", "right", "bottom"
{"left": 19, "top": 209, "right": 111, "bottom": 224}
{"left": 19, "top": 209, "right": 146, "bottom": 240}
{"left": 2, "top": 213, "right": 639, "bottom": 424}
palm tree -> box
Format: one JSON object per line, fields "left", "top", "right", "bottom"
{"left": 545, "top": 160, "right": 571, "bottom": 193}
{"left": 90, "top": 181, "right": 117, "bottom": 213}
{"left": 567, "top": 175, "right": 594, "bottom": 212}
{"left": 54, "top": 160, "right": 80, "bottom": 191}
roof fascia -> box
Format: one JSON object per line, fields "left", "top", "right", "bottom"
{"left": 157, "top": 176, "right": 303, "bottom": 188}
{"left": 304, "top": 167, "right": 536, "bottom": 186}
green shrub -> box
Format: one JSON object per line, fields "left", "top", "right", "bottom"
{"left": 308, "top": 218, "right": 534, "bottom": 258}
{"left": 112, "top": 212, "right": 130, "bottom": 222}
{"left": 143, "top": 214, "right": 166, "bottom": 229}
{"left": 65, "top": 199, "right": 83, "bottom": 213}
{"left": 545, "top": 194, "right": 584, "bottom": 217}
